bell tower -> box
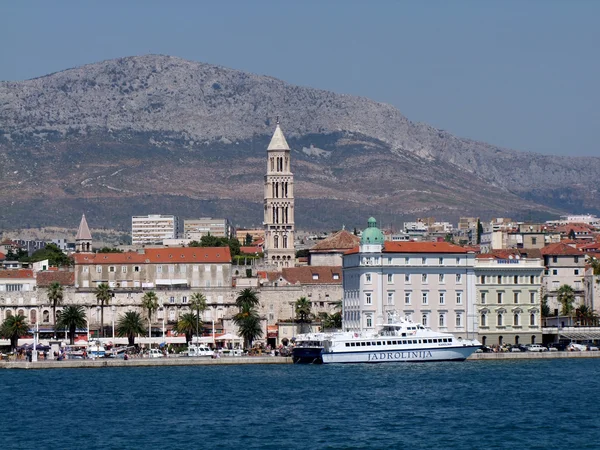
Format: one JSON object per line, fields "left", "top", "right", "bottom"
{"left": 75, "top": 214, "right": 93, "bottom": 253}
{"left": 264, "top": 120, "right": 295, "bottom": 268}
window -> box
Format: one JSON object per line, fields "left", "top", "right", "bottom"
{"left": 83, "top": 266, "right": 89, "bottom": 273}
{"left": 109, "top": 266, "right": 115, "bottom": 273}
{"left": 552, "top": 269, "right": 558, "bottom": 276}
{"left": 365, "top": 293, "right": 372, "bottom": 305}
{"left": 387, "top": 292, "right": 394, "bottom": 305}
{"left": 456, "top": 258, "right": 460, "bottom": 264}
{"left": 530, "top": 292, "right": 536, "bottom": 304}
{"left": 193, "top": 265, "right": 199, "bottom": 272}
{"left": 552, "top": 256, "right": 558, "bottom": 263}
{"left": 134, "top": 266, "right": 140, "bottom": 272}
{"left": 387, "top": 274, "right": 393, "bottom": 283}
{"left": 182, "top": 296, "right": 188, "bottom": 304}
{"left": 121, "top": 266, "right": 127, "bottom": 273}
{"left": 439, "top": 274, "right": 445, "bottom": 283}
{"left": 405, "top": 257, "right": 410, "bottom": 265}
{"left": 552, "top": 281, "right": 559, "bottom": 289}
{"left": 405, "top": 274, "right": 411, "bottom": 283}
{"left": 481, "top": 276, "right": 486, "bottom": 284}
{"left": 422, "top": 257, "right": 427, "bottom": 265}
{"left": 481, "top": 292, "right": 487, "bottom": 304}
{"left": 365, "top": 274, "right": 372, "bottom": 284}
{"left": 456, "top": 313, "right": 462, "bottom": 327}
{"left": 574, "top": 269, "right": 580, "bottom": 276}
{"left": 439, "top": 292, "right": 445, "bottom": 304}
{"left": 205, "top": 265, "right": 211, "bottom": 272}
{"left": 514, "top": 313, "right": 520, "bottom": 326}
{"left": 422, "top": 314, "right": 428, "bottom": 327}
{"left": 169, "top": 265, "right": 175, "bottom": 273}
{"left": 498, "top": 292, "right": 503, "bottom": 304}
{"left": 439, "top": 313, "right": 445, "bottom": 327}
{"left": 574, "top": 256, "right": 579, "bottom": 263}
{"left": 513, "top": 292, "right": 519, "bottom": 303}
{"left": 422, "top": 274, "right": 428, "bottom": 283}
{"left": 530, "top": 313, "right": 536, "bottom": 326}
{"left": 404, "top": 292, "right": 411, "bottom": 305}
{"left": 497, "top": 313, "right": 503, "bottom": 326}
{"left": 366, "top": 317, "right": 372, "bottom": 328}
{"left": 513, "top": 276, "right": 518, "bottom": 284}
{"left": 481, "top": 313, "right": 487, "bottom": 327}
{"left": 439, "top": 257, "right": 444, "bottom": 265}
{"left": 497, "top": 275, "right": 502, "bottom": 284}
{"left": 456, "top": 274, "right": 462, "bottom": 283}
{"left": 169, "top": 296, "right": 175, "bottom": 304}
{"left": 456, "top": 292, "right": 463, "bottom": 305}
{"left": 532, "top": 237, "right": 537, "bottom": 245}
{"left": 422, "top": 292, "right": 428, "bottom": 305}
{"left": 96, "top": 266, "right": 102, "bottom": 273}
{"left": 333, "top": 273, "right": 340, "bottom": 280}
{"left": 157, "top": 266, "right": 163, "bottom": 273}
{"left": 312, "top": 274, "right": 319, "bottom": 280}
{"left": 388, "top": 258, "right": 392, "bottom": 265}
{"left": 180, "top": 265, "right": 187, "bottom": 273}
{"left": 205, "top": 281, "right": 211, "bottom": 287}
{"left": 530, "top": 276, "right": 535, "bottom": 284}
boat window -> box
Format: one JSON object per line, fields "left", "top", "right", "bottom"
{"left": 345, "top": 343, "right": 350, "bottom": 347}
{"left": 434, "top": 339, "right": 438, "bottom": 343}
{"left": 402, "top": 333, "right": 406, "bottom": 337}
{"left": 366, "top": 342, "right": 371, "bottom": 346}
{"left": 387, "top": 341, "right": 391, "bottom": 345}
{"left": 361, "top": 342, "right": 366, "bottom": 346}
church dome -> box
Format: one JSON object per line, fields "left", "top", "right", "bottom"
{"left": 360, "top": 217, "right": 384, "bottom": 245}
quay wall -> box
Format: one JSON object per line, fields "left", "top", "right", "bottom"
{"left": 468, "top": 351, "right": 600, "bottom": 360}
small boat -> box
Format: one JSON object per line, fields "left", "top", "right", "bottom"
{"left": 321, "top": 317, "right": 481, "bottom": 364}
{"left": 187, "top": 344, "right": 214, "bottom": 357}
{"left": 87, "top": 341, "right": 106, "bottom": 358}
{"left": 291, "top": 333, "right": 330, "bottom": 364}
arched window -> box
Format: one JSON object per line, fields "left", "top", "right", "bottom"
{"left": 515, "top": 335, "right": 520, "bottom": 345}
{"left": 531, "top": 335, "right": 536, "bottom": 344}
{"left": 498, "top": 335, "right": 503, "bottom": 345}
{"left": 5, "top": 310, "right": 12, "bottom": 319}
{"left": 530, "top": 313, "right": 536, "bottom": 326}
{"left": 30, "top": 310, "right": 37, "bottom": 324}
{"left": 514, "top": 313, "right": 520, "bottom": 326}
{"left": 439, "top": 313, "right": 445, "bottom": 327}
{"left": 283, "top": 235, "right": 288, "bottom": 248}
{"left": 422, "top": 314, "right": 428, "bottom": 327}
{"left": 43, "top": 310, "right": 50, "bottom": 323}
{"left": 482, "top": 336, "right": 487, "bottom": 345}
{"left": 497, "top": 313, "right": 503, "bottom": 326}
{"left": 480, "top": 313, "right": 487, "bottom": 327}
{"left": 18, "top": 309, "right": 24, "bottom": 317}
{"left": 274, "top": 235, "right": 279, "bottom": 249}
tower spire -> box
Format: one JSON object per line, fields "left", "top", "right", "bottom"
{"left": 76, "top": 214, "right": 93, "bottom": 253}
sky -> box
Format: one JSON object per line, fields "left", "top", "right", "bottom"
{"left": 1, "top": 0, "right": 598, "bottom": 157}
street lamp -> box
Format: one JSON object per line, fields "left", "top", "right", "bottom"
{"left": 111, "top": 305, "right": 116, "bottom": 340}
{"left": 161, "top": 303, "right": 166, "bottom": 341}
{"left": 96, "top": 305, "right": 101, "bottom": 340}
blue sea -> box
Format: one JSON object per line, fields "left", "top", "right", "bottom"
{"left": 1, "top": 359, "right": 599, "bottom": 449}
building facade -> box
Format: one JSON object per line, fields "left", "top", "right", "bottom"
{"left": 541, "top": 242, "right": 586, "bottom": 315}
{"left": 342, "top": 218, "right": 477, "bottom": 338}
{"left": 131, "top": 215, "right": 178, "bottom": 246}
{"left": 475, "top": 250, "right": 544, "bottom": 346}
{"left": 263, "top": 121, "right": 295, "bottom": 268}
{"left": 183, "top": 218, "right": 236, "bottom": 240}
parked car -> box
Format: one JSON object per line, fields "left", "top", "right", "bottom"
{"left": 148, "top": 349, "right": 164, "bottom": 358}
{"left": 586, "top": 344, "right": 599, "bottom": 351}
{"left": 548, "top": 342, "right": 567, "bottom": 351}
{"left": 525, "top": 344, "right": 548, "bottom": 352}
{"left": 567, "top": 343, "right": 586, "bottom": 352}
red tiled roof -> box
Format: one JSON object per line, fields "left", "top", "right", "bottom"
{"left": 0, "top": 269, "right": 34, "bottom": 279}
{"left": 281, "top": 266, "right": 342, "bottom": 284}
{"left": 73, "top": 247, "right": 231, "bottom": 264}
{"left": 345, "top": 241, "right": 469, "bottom": 255}
{"left": 240, "top": 246, "right": 262, "bottom": 254}
{"left": 0, "top": 252, "right": 5, "bottom": 260}
{"left": 541, "top": 242, "right": 581, "bottom": 256}
{"left": 36, "top": 271, "right": 75, "bottom": 287}
{"left": 476, "top": 249, "right": 542, "bottom": 260}
{"left": 310, "top": 230, "right": 360, "bottom": 252}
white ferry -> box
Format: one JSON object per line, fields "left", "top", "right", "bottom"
{"left": 321, "top": 317, "right": 481, "bottom": 364}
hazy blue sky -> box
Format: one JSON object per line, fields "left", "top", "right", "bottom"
{"left": 2, "top": 0, "right": 598, "bottom": 156}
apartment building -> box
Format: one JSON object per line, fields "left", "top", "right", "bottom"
{"left": 183, "top": 218, "right": 235, "bottom": 240}
{"left": 541, "top": 242, "right": 586, "bottom": 315}
{"left": 342, "top": 218, "right": 477, "bottom": 339}
{"left": 131, "top": 215, "right": 178, "bottom": 246}
{"left": 475, "top": 250, "right": 544, "bottom": 346}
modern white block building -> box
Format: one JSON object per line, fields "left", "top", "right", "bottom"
{"left": 131, "top": 215, "right": 178, "bottom": 246}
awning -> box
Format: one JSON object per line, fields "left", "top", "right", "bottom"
{"left": 267, "top": 325, "right": 278, "bottom": 338}
{"left": 560, "top": 331, "right": 600, "bottom": 340}
{"left": 155, "top": 279, "right": 188, "bottom": 286}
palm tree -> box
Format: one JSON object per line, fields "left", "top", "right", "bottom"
{"left": 576, "top": 305, "right": 599, "bottom": 326}
{"left": 295, "top": 296, "right": 313, "bottom": 333}
{"left": 189, "top": 293, "right": 207, "bottom": 344}
{"left": 141, "top": 291, "right": 159, "bottom": 338}
{"left": 233, "top": 304, "right": 263, "bottom": 350}
{"left": 56, "top": 305, "right": 87, "bottom": 345}
{"left": 557, "top": 284, "right": 576, "bottom": 318}
{"left": 116, "top": 311, "right": 145, "bottom": 346}
{"left": 176, "top": 312, "right": 198, "bottom": 344}
{"left": 0, "top": 314, "right": 30, "bottom": 351}
{"left": 47, "top": 281, "right": 64, "bottom": 335}
{"left": 587, "top": 256, "right": 600, "bottom": 276}
{"left": 235, "top": 288, "right": 260, "bottom": 309}
{"left": 94, "top": 283, "right": 113, "bottom": 337}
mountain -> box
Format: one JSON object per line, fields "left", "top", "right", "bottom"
{"left": 0, "top": 54, "right": 598, "bottom": 231}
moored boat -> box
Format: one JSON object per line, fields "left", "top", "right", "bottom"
{"left": 321, "top": 317, "right": 481, "bottom": 364}
{"left": 291, "top": 333, "right": 329, "bottom": 364}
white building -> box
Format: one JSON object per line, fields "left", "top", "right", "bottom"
{"left": 132, "top": 215, "right": 178, "bottom": 246}
{"left": 342, "top": 218, "right": 477, "bottom": 338}
{"left": 183, "top": 218, "right": 235, "bottom": 240}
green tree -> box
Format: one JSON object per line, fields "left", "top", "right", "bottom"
{"left": 319, "top": 311, "right": 342, "bottom": 330}
{"left": 235, "top": 288, "right": 260, "bottom": 309}
{"left": 27, "top": 243, "right": 72, "bottom": 266}
{"left": 98, "top": 247, "right": 123, "bottom": 253}
{"left": 568, "top": 229, "right": 576, "bottom": 240}
{"left": 587, "top": 256, "right": 600, "bottom": 276}
{"left": 0, "top": 314, "right": 29, "bottom": 351}
{"left": 47, "top": 281, "right": 64, "bottom": 332}
{"left": 189, "top": 293, "right": 207, "bottom": 342}
{"left": 94, "top": 283, "right": 113, "bottom": 337}
{"left": 190, "top": 235, "right": 241, "bottom": 256}
{"left": 176, "top": 312, "right": 199, "bottom": 344}
{"left": 295, "top": 296, "right": 313, "bottom": 333}
{"left": 233, "top": 304, "right": 263, "bottom": 349}
{"left": 56, "top": 305, "right": 87, "bottom": 345}
{"left": 557, "top": 284, "right": 576, "bottom": 317}
{"left": 244, "top": 233, "right": 252, "bottom": 246}
{"left": 5, "top": 248, "right": 28, "bottom": 261}
{"left": 116, "top": 311, "right": 146, "bottom": 346}
{"left": 141, "top": 291, "right": 159, "bottom": 337}
{"left": 476, "top": 219, "right": 483, "bottom": 245}
{"left": 541, "top": 292, "right": 550, "bottom": 318}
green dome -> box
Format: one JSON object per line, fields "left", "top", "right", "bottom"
{"left": 361, "top": 217, "right": 384, "bottom": 245}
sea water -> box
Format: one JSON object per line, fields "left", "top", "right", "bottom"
{"left": 1, "top": 359, "right": 599, "bottom": 449}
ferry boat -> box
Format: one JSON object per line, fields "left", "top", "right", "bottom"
{"left": 321, "top": 317, "right": 481, "bottom": 364}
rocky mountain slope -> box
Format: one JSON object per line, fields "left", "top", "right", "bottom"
{"left": 0, "top": 55, "right": 597, "bottom": 231}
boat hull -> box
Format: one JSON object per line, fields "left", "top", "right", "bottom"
{"left": 322, "top": 345, "right": 478, "bottom": 364}
{"left": 292, "top": 347, "right": 324, "bottom": 364}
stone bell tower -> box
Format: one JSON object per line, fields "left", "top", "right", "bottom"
{"left": 75, "top": 214, "right": 93, "bottom": 253}
{"left": 263, "top": 120, "right": 295, "bottom": 268}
